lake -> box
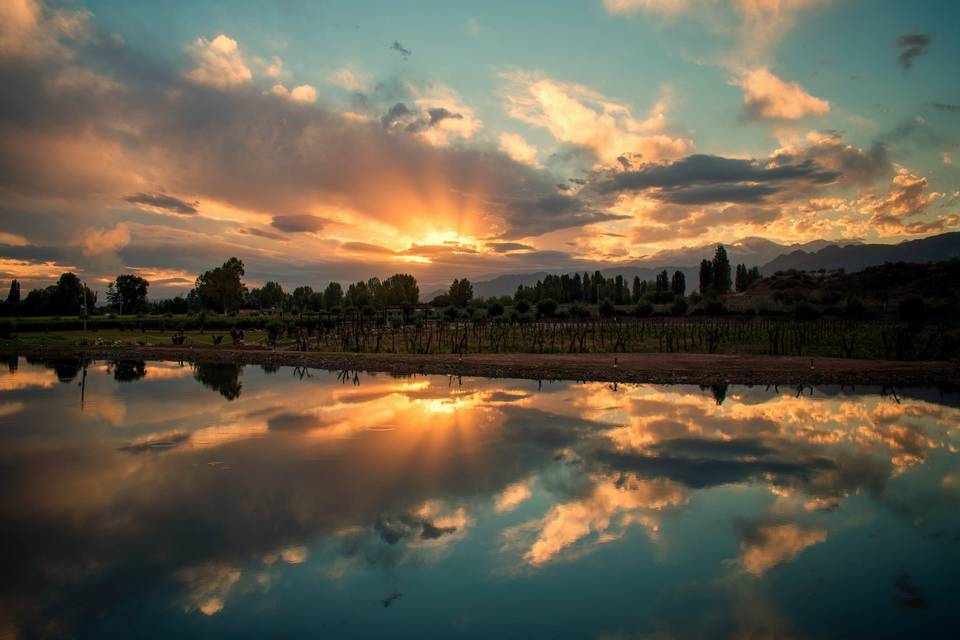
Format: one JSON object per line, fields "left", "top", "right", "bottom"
{"left": 1, "top": 357, "right": 958, "bottom": 638}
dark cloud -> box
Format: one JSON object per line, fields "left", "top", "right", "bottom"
{"left": 380, "top": 101, "right": 414, "bottom": 128}
{"left": 238, "top": 227, "right": 288, "bottom": 241}
{"left": 593, "top": 154, "right": 841, "bottom": 205}
{"left": 270, "top": 214, "right": 329, "bottom": 233}
{"left": 931, "top": 102, "right": 960, "bottom": 113}
{"left": 896, "top": 33, "right": 931, "bottom": 71}
{"left": 498, "top": 193, "right": 630, "bottom": 237}
{"left": 657, "top": 183, "right": 779, "bottom": 205}
{"left": 485, "top": 241, "right": 534, "bottom": 253}
{"left": 390, "top": 40, "right": 411, "bottom": 59}
{"left": 122, "top": 192, "right": 198, "bottom": 214}
{"left": 598, "top": 154, "right": 838, "bottom": 193}
{"left": 380, "top": 102, "right": 463, "bottom": 133}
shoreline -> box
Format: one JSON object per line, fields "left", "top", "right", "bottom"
{"left": 3, "top": 346, "right": 957, "bottom": 387}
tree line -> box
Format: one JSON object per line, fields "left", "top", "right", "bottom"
{"left": 1, "top": 244, "right": 765, "bottom": 318}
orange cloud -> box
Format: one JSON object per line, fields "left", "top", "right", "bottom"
{"left": 735, "top": 67, "right": 830, "bottom": 120}
{"left": 500, "top": 70, "right": 692, "bottom": 167}
{"left": 738, "top": 523, "right": 826, "bottom": 575}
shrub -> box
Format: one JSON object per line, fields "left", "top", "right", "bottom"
{"left": 899, "top": 297, "right": 925, "bottom": 324}
{"left": 488, "top": 301, "right": 504, "bottom": 317}
{"left": 794, "top": 302, "right": 820, "bottom": 321}
{"left": 515, "top": 299, "right": 530, "bottom": 314}
{"left": 704, "top": 301, "right": 726, "bottom": 316}
{"left": 0, "top": 318, "right": 15, "bottom": 339}
{"left": 845, "top": 297, "right": 869, "bottom": 320}
{"left": 670, "top": 298, "right": 689, "bottom": 316}
{"left": 633, "top": 301, "right": 654, "bottom": 318}
{"left": 569, "top": 303, "right": 591, "bottom": 319}
{"left": 599, "top": 299, "right": 616, "bottom": 317}
{"left": 536, "top": 298, "right": 558, "bottom": 318}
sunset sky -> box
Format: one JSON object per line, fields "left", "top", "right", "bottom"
{"left": 1, "top": 0, "right": 958, "bottom": 296}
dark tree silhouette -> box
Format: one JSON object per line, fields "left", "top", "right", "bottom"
{"left": 6, "top": 280, "right": 19, "bottom": 305}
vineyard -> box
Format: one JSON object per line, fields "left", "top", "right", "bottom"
{"left": 276, "top": 315, "right": 957, "bottom": 361}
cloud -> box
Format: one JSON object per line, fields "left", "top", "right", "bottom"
{"left": 80, "top": 222, "right": 130, "bottom": 257}
{"left": 123, "top": 192, "right": 198, "bottom": 215}
{"left": 500, "top": 69, "right": 692, "bottom": 167}
{"left": 499, "top": 132, "right": 539, "bottom": 167}
{"left": 379, "top": 85, "right": 481, "bottom": 146}
{"left": 737, "top": 521, "right": 826, "bottom": 575}
{"left": 931, "top": 102, "right": 960, "bottom": 113}
{"left": 185, "top": 34, "right": 252, "bottom": 89}
{"left": 494, "top": 480, "right": 533, "bottom": 513}
{"left": 271, "top": 214, "right": 329, "bottom": 233}
{"left": 896, "top": 33, "right": 931, "bottom": 71}
{"left": 735, "top": 67, "right": 829, "bottom": 121}
{"left": 328, "top": 66, "right": 371, "bottom": 93}
{"left": 597, "top": 153, "right": 838, "bottom": 195}
{"left": 390, "top": 40, "right": 411, "bottom": 59}
{"left": 269, "top": 83, "right": 317, "bottom": 104}
{"left": 0, "top": 0, "right": 90, "bottom": 59}
{"left": 602, "top": 0, "right": 691, "bottom": 16}
{"left": 486, "top": 241, "right": 534, "bottom": 253}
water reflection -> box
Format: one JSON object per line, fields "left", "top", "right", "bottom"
{"left": 0, "top": 359, "right": 958, "bottom": 638}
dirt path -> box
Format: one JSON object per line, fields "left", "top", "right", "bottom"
{"left": 5, "top": 346, "right": 957, "bottom": 387}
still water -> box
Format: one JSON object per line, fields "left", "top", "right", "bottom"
{"left": 1, "top": 357, "right": 958, "bottom": 639}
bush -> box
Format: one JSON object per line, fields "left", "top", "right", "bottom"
{"left": 488, "top": 301, "right": 504, "bottom": 317}
{"left": 899, "top": 297, "right": 925, "bottom": 324}
{"left": 599, "top": 299, "right": 616, "bottom": 318}
{"left": 704, "top": 301, "right": 726, "bottom": 316}
{"left": 515, "top": 299, "right": 530, "bottom": 314}
{"left": 569, "top": 303, "right": 591, "bottom": 319}
{"left": 0, "top": 318, "right": 16, "bottom": 339}
{"left": 536, "top": 298, "right": 558, "bottom": 318}
{"left": 633, "top": 301, "right": 654, "bottom": 318}
{"left": 794, "top": 302, "right": 820, "bottom": 321}
{"left": 670, "top": 298, "right": 689, "bottom": 316}
{"left": 845, "top": 297, "right": 869, "bottom": 320}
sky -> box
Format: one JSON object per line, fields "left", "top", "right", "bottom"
{"left": 1, "top": 0, "right": 958, "bottom": 297}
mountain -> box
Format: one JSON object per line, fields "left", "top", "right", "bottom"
{"left": 761, "top": 232, "right": 960, "bottom": 274}
{"left": 431, "top": 237, "right": 850, "bottom": 300}
{"left": 424, "top": 232, "right": 960, "bottom": 301}
{"left": 640, "top": 237, "right": 859, "bottom": 270}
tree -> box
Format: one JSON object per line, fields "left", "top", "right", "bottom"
{"left": 54, "top": 272, "right": 94, "bottom": 315}
{"left": 6, "top": 280, "right": 19, "bottom": 305}
{"left": 112, "top": 274, "right": 149, "bottom": 314}
{"left": 735, "top": 264, "right": 747, "bottom": 292}
{"left": 699, "top": 259, "right": 714, "bottom": 295}
{"left": 345, "top": 281, "right": 371, "bottom": 308}
{"left": 671, "top": 270, "right": 686, "bottom": 296}
{"left": 382, "top": 273, "right": 419, "bottom": 305}
{"left": 631, "top": 276, "right": 642, "bottom": 303}
{"left": 292, "top": 286, "right": 313, "bottom": 312}
{"left": 194, "top": 258, "right": 246, "bottom": 313}
{"left": 448, "top": 278, "right": 473, "bottom": 307}
{"left": 655, "top": 270, "right": 669, "bottom": 292}
{"left": 322, "top": 282, "right": 343, "bottom": 310}
{"left": 712, "top": 245, "right": 732, "bottom": 294}
{"left": 259, "top": 281, "right": 285, "bottom": 310}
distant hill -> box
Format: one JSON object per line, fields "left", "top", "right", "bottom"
{"left": 641, "top": 237, "right": 856, "bottom": 270}
{"left": 424, "top": 232, "right": 960, "bottom": 302}
{"left": 761, "top": 232, "right": 960, "bottom": 274}
{"left": 439, "top": 237, "right": 855, "bottom": 300}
